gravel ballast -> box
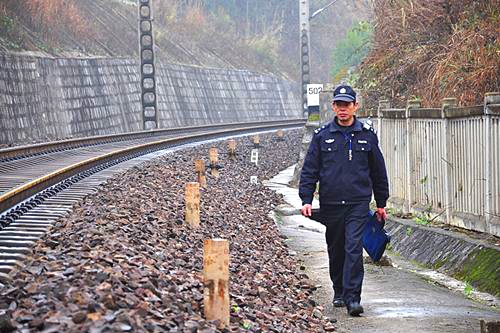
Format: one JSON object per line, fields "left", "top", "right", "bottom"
{"left": 0, "top": 130, "right": 336, "bottom": 332}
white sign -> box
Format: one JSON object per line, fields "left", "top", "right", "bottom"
{"left": 250, "top": 149, "right": 259, "bottom": 165}
{"left": 307, "top": 84, "right": 323, "bottom": 107}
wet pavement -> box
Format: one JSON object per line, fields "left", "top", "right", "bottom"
{"left": 265, "top": 165, "right": 500, "bottom": 333}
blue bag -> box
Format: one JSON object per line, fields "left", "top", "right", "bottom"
{"left": 362, "top": 211, "right": 391, "bottom": 262}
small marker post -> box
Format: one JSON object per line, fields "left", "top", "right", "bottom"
{"left": 203, "top": 239, "right": 230, "bottom": 329}
{"left": 209, "top": 147, "right": 219, "bottom": 177}
{"left": 184, "top": 182, "right": 200, "bottom": 227}
{"left": 276, "top": 129, "right": 284, "bottom": 141}
{"left": 195, "top": 159, "right": 207, "bottom": 187}
{"left": 252, "top": 135, "right": 260, "bottom": 148}
{"left": 227, "top": 139, "right": 237, "bottom": 159}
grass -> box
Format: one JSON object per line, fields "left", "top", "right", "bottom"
{"left": 0, "top": 14, "right": 14, "bottom": 33}
{"left": 454, "top": 247, "right": 500, "bottom": 297}
{"left": 463, "top": 281, "right": 473, "bottom": 297}
{"left": 308, "top": 114, "right": 320, "bottom": 122}
{"left": 414, "top": 213, "right": 431, "bottom": 225}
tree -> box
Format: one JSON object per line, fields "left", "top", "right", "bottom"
{"left": 330, "top": 21, "right": 372, "bottom": 82}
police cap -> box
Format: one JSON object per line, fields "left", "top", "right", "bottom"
{"left": 333, "top": 85, "right": 356, "bottom": 103}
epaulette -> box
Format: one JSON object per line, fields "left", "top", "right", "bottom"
{"left": 361, "top": 118, "right": 377, "bottom": 135}
{"left": 313, "top": 125, "right": 327, "bottom": 134}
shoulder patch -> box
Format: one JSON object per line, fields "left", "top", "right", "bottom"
{"left": 361, "top": 118, "right": 377, "bottom": 135}
{"left": 314, "top": 126, "right": 325, "bottom": 134}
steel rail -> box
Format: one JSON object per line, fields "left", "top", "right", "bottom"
{"left": 0, "top": 120, "right": 304, "bottom": 215}
{"left": 0, "top": 119, "right": 305, "bottom": 162}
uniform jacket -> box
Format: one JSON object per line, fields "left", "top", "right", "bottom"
{"left": 299, "top": 117, "right": 389, "bottom": 208}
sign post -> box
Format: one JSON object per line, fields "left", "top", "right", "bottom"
{"left": 306, "top": 83, "right": 323, "bottom": 116}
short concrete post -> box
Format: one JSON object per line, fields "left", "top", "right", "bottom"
{"left": 480, "top": 319, "right": 500, "bottom": 333}
{"left": 252, "top": 135, "right": 260, "bottom": 148}
{"left": 227, "top": 139, "right": 237, "bottom": 158}
{"left": 185, "top": 182, "right": 200, "bottom": 227}
{"left": 203, "top": 239, "right": 229, "bottom": 329}
{"left": 195, "top": 159, "right": 207, "bottom": 188}
{"left": 209, "top": 147, "right": 219, "bottom": 178}
{"left": 441, "top": 98, "right": 457, "bottom": 224}
{"left": 405, "top": 99, "right": 421, "bottom": 213}
{"left": 276, "top": 129, "right": 284, "bottom": 141}
{"left": 484, "top": 92, "right": 499, "bottom": 231}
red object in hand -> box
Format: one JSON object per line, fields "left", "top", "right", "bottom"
{"left": 301, "top": 204, "right": 312, "bottom": 217}
{"left": 376, "top": 207, "right": 388, "bottom": 222}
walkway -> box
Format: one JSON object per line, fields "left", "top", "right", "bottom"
{"left": 265, "top": 166, "right": 500, "bottom": 333}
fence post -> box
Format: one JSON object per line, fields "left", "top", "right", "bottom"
{"left": 484, "top": 92, "right": 500, "bottom": 231}
{"left": 377, "top": 100, "right": 390, "bottom": 150}
{"left": 405, "top": 99, "right": 420, "bottom": 213}
{"left": 441, "top": 98, "right": 457, "bottom": 224}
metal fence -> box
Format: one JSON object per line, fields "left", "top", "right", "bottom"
{"left": 372, "top": 94, "right": 500, "bottom": 236}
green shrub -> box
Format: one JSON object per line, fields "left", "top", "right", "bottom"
{"left": 330, "top": 21, "right": 373, "bottom": 82}
{"left": 0, "top": 14, "right": 14, "bottom": 33}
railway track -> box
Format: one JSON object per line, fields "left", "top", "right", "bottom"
{"left": 0, "top": 120, "right": 304, "bottom": 282}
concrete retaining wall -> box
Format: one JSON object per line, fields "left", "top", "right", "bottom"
{"left": 0, "top": 53, "right": 301, "bottom": 145}
{"left": 386, "top": 218, "right": 500, "bottom": 296}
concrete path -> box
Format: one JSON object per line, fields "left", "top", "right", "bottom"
{"left": 265, "top": 166, "right": 500, "bottom": 333}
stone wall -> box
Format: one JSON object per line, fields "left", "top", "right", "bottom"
{"left": 0, "top": 53, "right": 301, "bottom": 145}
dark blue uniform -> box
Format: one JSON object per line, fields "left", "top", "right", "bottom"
{"left": 299, "top": 117, "right": 389, "bottom": 305}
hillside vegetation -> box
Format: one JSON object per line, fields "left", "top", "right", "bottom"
{"left": 0, "top": 0, "right": 371, "bottom": 82}
{"left": 355, "top": 0, "right": 499, "bottom": 108}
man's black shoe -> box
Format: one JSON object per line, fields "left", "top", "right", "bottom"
{"left": 333, "top": 297, "right": 345, "bottom": 308}
{"left": 346, "top": 302, "right": 364, "bottom": 316}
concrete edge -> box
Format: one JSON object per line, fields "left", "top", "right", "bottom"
{"left": 386, "top": 216, "right": 500, "bottom": 303}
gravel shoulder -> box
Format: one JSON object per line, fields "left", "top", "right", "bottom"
{"left": 0, "top": 130, "right": 342, "bottom": 333}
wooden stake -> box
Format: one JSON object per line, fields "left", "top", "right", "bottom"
{"left": 195, "top": 159, "right": 207, "bottom": 187}
{"left": 185, "top": 182, "right": 200, "bottom": 227}
{"left": 209, "top": 147, "right": 219, "bottom": 177}
{"left": 227, "top": 139, "right": 236, "bottom": 158}
{"left": 252, "top": 135, "right": 260, "bottom": 147}
{"left": 203, "top": 239, "right": 229, "bottom": 329}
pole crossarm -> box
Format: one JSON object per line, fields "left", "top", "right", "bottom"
{"left": 310, "top": 0, "right": 340, "bottom": 20}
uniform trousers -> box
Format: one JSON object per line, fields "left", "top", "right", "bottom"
{"left": 320, "top": 202, "right": 369, "bottom": 304}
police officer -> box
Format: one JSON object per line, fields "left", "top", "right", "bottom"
{"left": 299, "top": 85, "right": 389, "bottom": 316}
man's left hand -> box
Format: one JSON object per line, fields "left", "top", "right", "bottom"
{"left": 376, "top": 207, "right": 387, "bottom": 222}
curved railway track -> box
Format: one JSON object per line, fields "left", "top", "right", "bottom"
{"left": 0, "top": 119, "right": 304, "bottom": 281}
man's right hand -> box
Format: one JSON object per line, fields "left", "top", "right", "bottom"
{"left": 301, "top": 204, "right": 312, "bottom": 217}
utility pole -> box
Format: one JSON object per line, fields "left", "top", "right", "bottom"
{"left": 299, "top": 0, "right": 311, "bottom": 116}
{"left": 299, "top": 0, "right": 341, "bottom": 117}
{"left": 246, "top": 0, "right": 250, "bottom": 39}
{"left": 292, "top": 0, "right": 342, "bottom": 186}
{"left": 138, "top": 0, "right": 158, "bottom": 130}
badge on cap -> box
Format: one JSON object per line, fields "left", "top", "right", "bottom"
{"left": 340, "top": 88, "right": 346, "bottom": 94}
